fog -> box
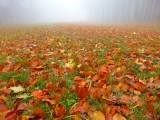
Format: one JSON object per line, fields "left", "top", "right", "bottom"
{"left": 0, "top": 0, "right": 160, "bottom": 25}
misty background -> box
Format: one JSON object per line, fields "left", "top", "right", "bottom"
{"left": 0, "top": 0, "right": 160, "bottom": 25}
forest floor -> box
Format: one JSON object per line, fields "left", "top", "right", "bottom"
{"left": 0, "top": 25, "right": 160, "bottom": 120}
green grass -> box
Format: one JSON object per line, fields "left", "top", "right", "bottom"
{"left": 36, "top": 79, "right": 47, "bottom": 90}
{"left": 133, "top": 107, "right": 147, "bottom": 120}
{"left": 61, "top": 91, "right": 78, "bottom": 111}
{"left": 0, "top": 71, "right": 17, "bottom": 80}
{"left": 88, "top": 96, "right": 103, "bottom": 111}
{"left": 0, "top": 56, "right": 5, "bottom": 64}
{"left": 14, "top": 72, "right": 29, "bottom": 83}
{"left": 39, "top": 102, "right": 52, "bottom": 119}
{"left": 132, "top": 64, "right": 160, "bottom": 80}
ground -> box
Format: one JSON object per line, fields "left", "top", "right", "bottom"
{"left": 0, "top": 25, "right": 160, "bottom": 120}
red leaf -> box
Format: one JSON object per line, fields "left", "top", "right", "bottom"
{"left": 70, "top": 100, "right": 89, "bottom": 114}
{"left": 2, "top": 88, "right": 12, "bottom": 95}
{"left": 54, "top": 104, "right": 66, "bottom": 118}
{"left": 121, "top": 106, "right": 132, "bottom": 116}
{"left": 46, "top": 82, "right": 55, "bottom": 91}
{"left": 0, "top": 104, "right": 8, "bottom": 113}
{"left": 54, "top": 93, "right": 61, "bottom": 103}
{"left": 32, "top": 108, "right": 45, "bottom": 119}
{"left": 17, "top": 103, "right": 28, "bottom": 111}
{"left": 5, "top": 111, "right": 17, "bottom": 120}
{"left": 78, "top": 87, "right": 89, "bottom": 99}
{"left": 0, "top": 64, "right": 4, "bottom": 71}
{"left": 147, "top": 102, "right": 157, "bottom": 114}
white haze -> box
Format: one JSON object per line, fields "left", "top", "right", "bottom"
{"left": 0, "top": 0, "right": 160, "bottom": 25}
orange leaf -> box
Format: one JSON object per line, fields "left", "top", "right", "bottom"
{"left": 121, "top": 106, "right": 132, "bottom": 116}
{"left": 14, "top": 63, "right": 21, "bottom": 71}
{"left": 31, "top": 90, "right": 42, "bottom": 99}
{"left": 70, "top": 100, "right": 89, "bottom": 114}
{"left": 113, "top": 113, "right": 127, "bottom": 120}
{"left": 147, "top": 102, "right": 157, "bottom": 114}
{"left": 92, "top": 111, "right": 105, "bottom": 120}
{"left": 72, "top": 115, "right": 82, "bottom": 120}
{"left": 32, "top": 108, "right": 45, "bottom": 119}
{"left": 54, "top": 104, "right": 66, "bottom": 118}
{"left": 33, "top": 65, "right": 43, "bottom": 70}
{"left": 2, "top": 64, "right": 13, "bottom": 73}
{"left": 120, "top": 83, "right": 129, "bottom": 92}
{"left": 78, "top": 87, "right": 89, "bottom": 99}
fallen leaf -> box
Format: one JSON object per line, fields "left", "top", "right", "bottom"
{"left": 9, "top": 86, "right": 24, "bottom": 93}
{"left": 5, "top": 111, "right": 21, "bottom": 120}
{"left": 54, "top": 104, "right": 66, "bottom": 118}
{"left": 147, "top": 102, "right": 157, "bottom": 114}
{"left": 32, "top": 108, "right": 45, "bottom": 119}
{"left": 92, "top": 111, "right": 105, "bottom": 120}
{"left": 113, "top": 113, "right": 127, "bottom": 120}
{"left": 0, "top": 104, "right": 8, "bottom": 113}
{"left": 78, "top": 87, "right": 89, "bottom": 99}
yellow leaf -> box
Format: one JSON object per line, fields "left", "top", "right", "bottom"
{"left": 113, "top": 113, "right": 126, "bottom": 120}
{"left": 92, "top": 111, "right": 105, "bottom": 120}
{"left": 9, "top": 86, "right": 24, "bottom": 93}
{"left": 60, "top": 50, "right": 65, "bottom": 53}
{"left": 77, "top": 64, "right": 82, "bottom": 68}
{"left": 65, "top": 59, "right": 75, "bottom": 68}
{"left": 21, "top": 115, "right": 31, "bottom": 120}
{"left": 117, "top": 67, "right": 121, "bottom": 72}
{"left": 68, "top": 53, "right": 72, "bottom": 57}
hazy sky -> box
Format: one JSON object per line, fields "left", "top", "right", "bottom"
{"left": 0, "top": 0, "right": 160, "bottom": 24}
